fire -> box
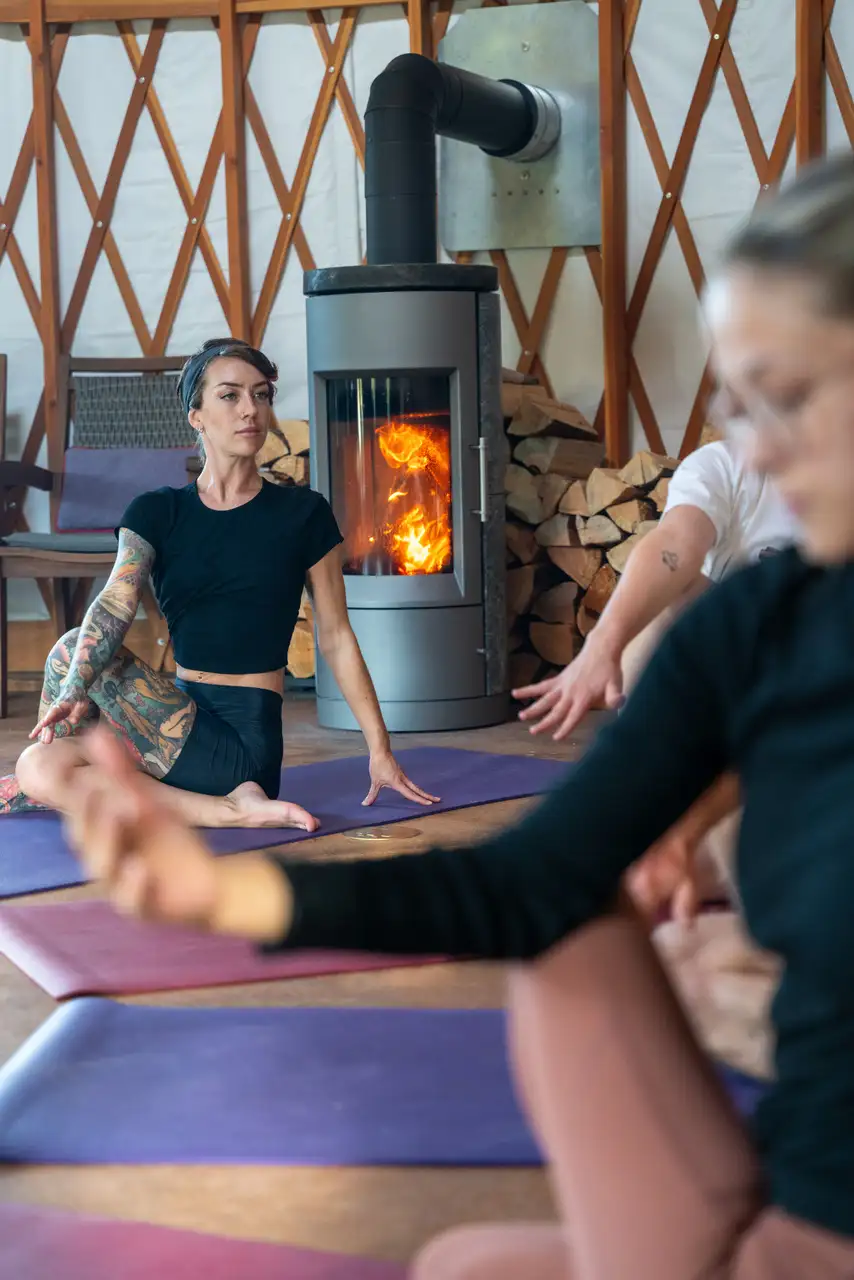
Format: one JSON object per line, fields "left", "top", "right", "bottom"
{"left": 376, "top": 417, "right": 451, "bottom": 575}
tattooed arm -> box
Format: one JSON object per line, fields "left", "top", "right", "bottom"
{"left": 31, "top": 529, "right": 155, "bottom": 744}
{"left": 513, "top": 505, "right": 717, "bottom": 740}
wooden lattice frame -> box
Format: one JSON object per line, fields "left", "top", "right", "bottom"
{"left": 0, "top": 0, "right": 849, "bottom": 536}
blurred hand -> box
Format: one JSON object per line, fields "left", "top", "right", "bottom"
{"left": 363, "top": 750, "right": 440, "bottom": 807}
{"left": 63, "top": 728, "right": 222, "bottom": 929}
{"left": 512, "top": 636, "right": 625, "bottom": 740}
{"left": 628, "top": 822, "right": 703, "bottom": 925}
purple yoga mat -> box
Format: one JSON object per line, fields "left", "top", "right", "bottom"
{"left": 0, "top": 1203, "right": 404, "bottom": 1279}
{"left": 0, "top": 898, "right": 447, "bottom": 999}
{"left": 0, "top": 747, "right": 567, "bottom": 898}
{"left": 0, "top": 1000, "right": 543, "bottom": 1166}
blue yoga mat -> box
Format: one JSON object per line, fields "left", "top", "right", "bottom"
{"left": 0, "top": 1000, "right": 541, "bottom": 1166}
{"left": 0, "top": 747, "right": 568, "bottom": 899}
{"left": 0, "top": 1001, "right": 767, "bottom": 1168}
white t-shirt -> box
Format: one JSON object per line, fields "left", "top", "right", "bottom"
{"left": 663, "top": 440, "right": 800, "bottom": 582}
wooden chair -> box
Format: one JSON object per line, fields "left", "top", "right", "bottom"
{"left": 0, "top": 355, "right": 193, "bottom": 717}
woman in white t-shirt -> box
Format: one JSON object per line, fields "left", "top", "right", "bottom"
{"left": 514, "top": 429, "right": 800, "bottom": 744}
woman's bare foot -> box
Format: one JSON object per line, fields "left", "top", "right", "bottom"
{"left": 0, "top": 774, "right": 48, "bottom": 816}
{"left": 224, "top": 781, "right": 319, "bottom": 832}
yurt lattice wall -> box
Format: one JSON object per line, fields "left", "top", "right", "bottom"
{"left": 0, "top": 0, "right": 849, "bottom": 624}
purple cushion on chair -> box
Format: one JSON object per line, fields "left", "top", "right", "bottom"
{"left": 57, "top": 448, "right": 194, "bottom": 533}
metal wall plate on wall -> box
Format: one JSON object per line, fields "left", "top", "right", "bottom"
{"left": 438, "top": 1, "right": 601, "bottom": 253}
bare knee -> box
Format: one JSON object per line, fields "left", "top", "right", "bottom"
{"left": 15, "top": 740, "right": 84, "bottom": 807}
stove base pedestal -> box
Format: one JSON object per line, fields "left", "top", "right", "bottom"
{"left": 315, "top": 690, "right": 509, "bottom": 733}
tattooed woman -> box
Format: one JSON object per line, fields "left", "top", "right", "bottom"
{"left": 0, "top": 338, "right": 437, "bottom": 826}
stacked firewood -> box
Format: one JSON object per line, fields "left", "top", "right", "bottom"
{"left": 255, "top": 418, "right": 315, "bottom": 677}
{"left": 257, "top": 417, "right": 311, "bottom": 487}
{"left": 503, "top": 380, "right": 678, "bottom": 692}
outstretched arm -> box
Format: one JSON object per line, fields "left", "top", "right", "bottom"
{"left": 306, "top": 547, "right": 439, "bottom": 807}
{"left": 32, "top": 529, "right": 154, "bottom": 743}
{"left": 513, "top": 505, "right": 716, "bottom": 740}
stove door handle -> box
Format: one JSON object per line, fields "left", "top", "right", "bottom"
{"left": 472, "top": 438, "right": 490, "bottom": 523}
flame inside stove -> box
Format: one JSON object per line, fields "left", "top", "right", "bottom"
{"left": 376, "top": 417, "right": 451, "bottom": 575}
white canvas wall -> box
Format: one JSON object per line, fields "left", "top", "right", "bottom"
{"left": 0, "top": 0, "right": 847, "bottom": 619}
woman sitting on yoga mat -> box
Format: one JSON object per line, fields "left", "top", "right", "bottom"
{"left": 0, "top": 338, "right": 437, "bottom": 827}
{"left": 62, "top": 154, "right": 854, "bottom": 1277}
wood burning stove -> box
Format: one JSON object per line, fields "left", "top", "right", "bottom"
{"left": 306, "top": 263, "right": 506, "bottom": 731}
{"left": 305, "top": 54, "right": 562, "bottom": 731}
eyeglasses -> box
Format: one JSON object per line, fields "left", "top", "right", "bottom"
{"left": 712, "top": 360, "right": 854, "bottom": 450}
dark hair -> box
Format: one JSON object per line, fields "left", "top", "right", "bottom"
{"left": 177, "top": 338, "right": 278, "bottom": 417}
{"left": 721, "top": 150, "right": 854, "bottom": 318}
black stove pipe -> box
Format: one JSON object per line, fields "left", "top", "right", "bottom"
{"left": 365, "top": 53, "right": 541, "bottom": 266}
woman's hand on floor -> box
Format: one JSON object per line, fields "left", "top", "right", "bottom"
{"left": 63, "top": 728, "right": 293, "bottom": 943}
{"left": 362, "top": 750, "right": 441, "bottom": 807}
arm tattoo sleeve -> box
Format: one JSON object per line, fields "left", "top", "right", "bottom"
{"left": 60, "top": 529, "right": 156, "bottom": 698}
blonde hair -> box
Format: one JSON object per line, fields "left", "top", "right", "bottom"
{"left": 722, "top": 151, "right": 854, "bottom": 318}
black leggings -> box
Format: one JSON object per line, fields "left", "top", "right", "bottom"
{"left": 161, "top": 679, "right": 284, "bottom": 800}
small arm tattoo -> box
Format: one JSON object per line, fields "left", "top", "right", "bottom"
{"left": 62, "top": 530, "right": 156, "bottom": 697}
{"left": 661, "top": 550, "right": 679, "bottom": 572}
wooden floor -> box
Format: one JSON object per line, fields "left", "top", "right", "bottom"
{"left": 0, "top": 690, "right": 599, "bottom": 1267}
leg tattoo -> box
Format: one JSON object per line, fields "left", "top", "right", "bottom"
{"left": 89, "top": 654, "right": 196, "bottom": 779}
{"left": 0, "top": 772, "right": 46, "bottom": 815}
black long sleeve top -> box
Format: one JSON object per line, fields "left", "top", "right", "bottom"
{"left": 268, "top": 550, "right": 854, "bottom": 1239}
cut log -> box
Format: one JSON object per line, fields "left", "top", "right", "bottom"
{"left": 606, "top": 521, "right": 658, "bottom": 574}
{"left": 505, "top": 464, "right": 542, "bottom": 524}
{"left": 584, "top": 563, "right": 619, "bottom": 615}
{"left": 298, "top": 590, "right": 314, "bottom": 624}
{"left": 648, "top": 476, "right": 670, "bottom": 512}
{"left": 559, "top": 479, "right": 590, "bottom": 517}
{"left": 607, "top": 497, "right": 656, "bottom": 533}
{"left": 509, "top": 650, "right": 545, "bottom": 691}
{"left": 576, "top": 602, "right": 597, "bottom": 638}
{"left": 585, "top": 467, "right": 640, "bottom": 516}
{"left": 277, "top": 417, "right": 310, "bottom": 456}
{"left": 268, "top": 455, "right": 310, "bottom": 485}
{"left": 286, "top": 618, "right": 315, "bottom": 679}
{"left": 618, "top": 450, "right": 678, "bottom": 489}
{"left": 507, "top": 564, "right": 536, "bottom": 619}
{"left": 530, "top": 621, "right": 579, "bottom": 666}
{"left": 531, "top": 580, "right": 579, "bottom": 624}
{"left": 506, "top": 521, "right": 540, "bottom": 565}
{"left": 536, "top": 473, "right": 570, "bottom": 521}
{"left": 508, "top": 623, "right": 527, "bottom": 654}
{"left": 515, "top": 435, "right": 605, "bottom": 479}
{"left": 547, "top": 545, "right": 602, "bottom": 589}
{"left": 535, "top": 513, "right": 578, "bottom": 548}
{"left": 256, "top": 427, "right": 287, "bottom": 469}
{"left": 508, "top": 395, "right": 598, "bottom": 441}
{"left": 501, "top": 381, "right": 548, "bottom": 419}
{"left": 577, "top": 513, "right": 622, "bottom": 548}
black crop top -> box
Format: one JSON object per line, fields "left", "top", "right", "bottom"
{"left": 119, "top": 481, "right": 343, "bottom": 673}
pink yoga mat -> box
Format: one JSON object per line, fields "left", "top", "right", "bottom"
{"left": 0, "top": 899, "right": 447, "bottom": 999}
{"left": 0, "top": 1203, "right": 405, "bottom": 1279}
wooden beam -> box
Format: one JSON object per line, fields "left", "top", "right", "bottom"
{"left": 29, "top": 0, "right": 62, "bottom": 526}
{"left": 796, "top": 0, "right": 825, "bottom": 165}
{"left": 220, "top": 0, "right": 251, "bottom": 340}
{"left": 408, "top": 0, "right": 431, "bottom": 57}
{"left": 599, "top": 0, "right": 629, "bottom": 466}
